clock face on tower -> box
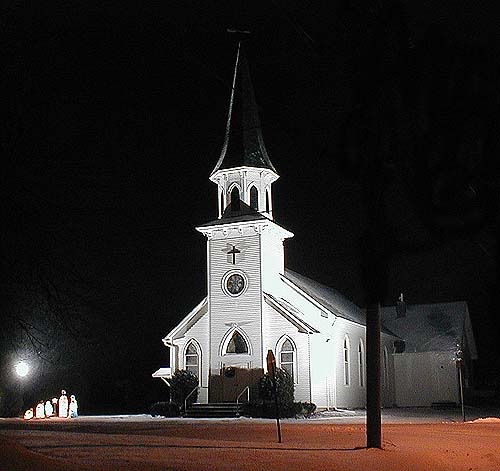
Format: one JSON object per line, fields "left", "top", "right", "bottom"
{"left": 222, "top": 271, "right": 247, "bottom": 297}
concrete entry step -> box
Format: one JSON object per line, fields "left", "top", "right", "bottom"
{"left": 184, "top": 402, "right": 244, "bottom": 418}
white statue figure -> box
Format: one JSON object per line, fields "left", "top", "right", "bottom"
{"left": 69, "top": 395, "right": 78, "bottom": 418}
{"left": 58, "top": 390, "right": 69, "bottom": 418}
{"left": 35, "top": 401, "right": 45, "bottom": 419}
{"left": 24, "top": 408, "right": 34, "bottom": 420}
{"left": 45, "top": 400, "right": 54, "bottom": 417}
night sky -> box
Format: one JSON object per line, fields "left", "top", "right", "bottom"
{"left": 2, "top": 1, "right": 500, "bottom": 414}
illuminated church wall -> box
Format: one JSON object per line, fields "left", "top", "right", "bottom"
{"left": 176, "top": 309, "right": 210, "bottom": 403}
{"left": 260, "top": 229, "right": 286, "bottom": 291}
{"left": 262, "top": 300, "right": 311, "bottom": 402}
{"left": 207, "top": 233, "right": 263, "bottom": 372}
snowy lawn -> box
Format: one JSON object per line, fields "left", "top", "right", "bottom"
{"left": 0, "top": 413, "right": 499, "bottom": 471}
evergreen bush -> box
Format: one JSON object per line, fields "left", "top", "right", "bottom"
{"left": 259, "top": 367, "right": 295, "bottom": 417}
{"left": 169, "top": 370, "right": 199, "bottom": 408}
{"left": 149, "top": 402, "right": 180, "bottom": 417}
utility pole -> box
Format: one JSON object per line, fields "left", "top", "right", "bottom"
{"left": 362, "top": 155, "right": 386, "bottom": 449}
{"left": 366, "top": 302, "right": 382, "bottom": 448}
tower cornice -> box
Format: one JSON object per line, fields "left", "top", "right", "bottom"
{"left": 196, "top": 218, "right": 293, "bottom": 241}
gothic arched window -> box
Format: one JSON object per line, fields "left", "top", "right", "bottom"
{"left": 343, "top": 335, "right": 350, "bottom": 386}
{"left": 279, "top": 338, "right": 296, "bottom": 382}
{"left": 230, "top": 186, "right": 240, "bottom": 212}
{"left": 358, "top": 339, "right": 365, "bottom": 387}
{"left": 226, "top": 331, "right": 248, "bottom": 354}
{"left": 185, "top": 341, "right": 200, "bottom": 384}
{"left": 250, "top": 186, "right": 258, "bottom": 211}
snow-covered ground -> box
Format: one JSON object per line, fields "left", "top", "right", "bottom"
{"left": 1, "top": 408, "right": 499, "bottom": 471}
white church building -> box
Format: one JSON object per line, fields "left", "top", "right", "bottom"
{"left": 153, "top": 43, "right": 477, "bottom": 409}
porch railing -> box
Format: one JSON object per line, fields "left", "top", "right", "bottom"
{"left": 236, "top": 385, "right": 250, "bottom": 416}
{"left": 184, "top": 386, "right": 208, "bottom": 414}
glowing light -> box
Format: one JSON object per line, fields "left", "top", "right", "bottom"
{"left": 15, "top": 361, "right": 30, "bottom": 378}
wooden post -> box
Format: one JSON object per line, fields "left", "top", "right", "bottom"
{"left": 267, "top": 350, "right": 282, "bottom": 443}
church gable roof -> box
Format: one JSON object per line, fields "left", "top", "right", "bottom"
{"left": 211, "top": 42, "right": 276, "bottom": 176}
{"left": 163, "top": 297, "right": 208, "bottom": 342}
{"left": 282, "top": 269, "right": 369, "bottom": 327}
{"left": 380, "top": 302, "right": 477, "bottom": 357}
{"left": 264, "top": 292, "right": 320, "bottom": 333}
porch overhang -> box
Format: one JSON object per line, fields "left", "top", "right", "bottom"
{"left": 152, "top": 367, "right": 172, "bottom": 387}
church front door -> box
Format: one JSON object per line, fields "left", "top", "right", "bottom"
{"left": 209, "top": 366, "right": 263, "bottom": 403}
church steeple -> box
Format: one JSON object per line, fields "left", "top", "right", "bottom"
{"left": 211, "top": 42, "right": 276, "bottom": 175}
{"left": 210, "top": 42, "right": 279, "bottom": 220}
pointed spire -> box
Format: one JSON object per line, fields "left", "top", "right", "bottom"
{"left": 211, "top": 42, "right": 277, "bottom": 176}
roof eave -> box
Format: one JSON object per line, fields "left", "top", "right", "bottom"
{"left": 209, "top": 166, "right": 279, "bottom": 184}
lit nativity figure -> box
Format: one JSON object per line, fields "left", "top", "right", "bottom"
{"left": 24, "top": 408, "right": 34, "bottom": 420}
{"left": 45, "top": 399, "right": 54, "bottom": 417}
{"left": 35, "top": 401, "right": 45, "bottom": 419}
{"left": 69, "top": 395, "right": 78, "bottom": 418}
{"left": 58, "top": 390, "right": 69, "bottom": 418}
{"left": 51, "top": 397, "right": 58, "bottom": 416}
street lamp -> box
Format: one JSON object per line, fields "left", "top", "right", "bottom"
{"left": 14, "top": 361, "right": 30, "bottom": 416}
{"left": 15, "top": 361, "right": 30, "bottom": 378}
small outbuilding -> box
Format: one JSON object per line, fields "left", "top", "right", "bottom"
{"left": 381, "top": 301, "right": 477, "bottom": 407}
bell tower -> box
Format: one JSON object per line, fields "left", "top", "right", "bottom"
{"left": 196, "top": 41, "right": 292, "bottom": 402}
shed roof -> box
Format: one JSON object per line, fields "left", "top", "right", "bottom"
{"left": 380, "top": 302, "right": 477, "bottom": 357}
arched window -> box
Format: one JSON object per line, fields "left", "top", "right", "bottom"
{"left": 279, "top": 338, "right": 296, "bottom": 382}
{"left": 185, "top": 341, "right": 200, "bottom": 384}
{"left": 266, "top": 190, "right": 270, "bottom": 213}
{"left": 343, "top": 335, "right": 350, "bottom": 386}
{"left": 358, "top": 340, "right": 365, "bottom": 387}
{"left": 249, "top": 186, "right": 258, "bottom": 211}
{"left": 383, "top": 346, "right": 389, "bottom": 388}
{"left": 230, "top": 186, "right": 240, "bottom": 212}
{"left": 226, "top": 331, "right": 248, "bottom": 354}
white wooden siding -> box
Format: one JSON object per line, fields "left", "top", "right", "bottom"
{"left": 261, "top": 230, "right": 284, "bottom": 291}
{"left": 208, "top": 234, "right": 263, "bottom": 372}
{"left": 393, "top": 352, "right": 458, "bottom": 406}
{"left": 262, "top": 302, "right": 311, "bottom": 402}
{"left": 172, "top": 312, "right": 210, "bottom": 403}
{"left": 331, "top": 319, "right": 365, "bottom": 408}
{"left": 309, "top": 333, "right": 336, "bottom": 408}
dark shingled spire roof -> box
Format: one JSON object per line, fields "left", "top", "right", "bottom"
{"left": 211, "top": 42, "right": 277, "bottom": 175}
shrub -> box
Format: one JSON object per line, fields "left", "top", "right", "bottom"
{"left": 294, "top": 401, "right": 317, "bottom": 418}
{"left": 241, "top": 401, "right": 264, "bottom": 418}
{"left": 259, "top": 368, "right": 295, "bottom": 417}
{"left": 150, "top": 402, "right": 180, "bottom": 417}
{"left": 169, "top": 370, "right": 199, "bottom": 408}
